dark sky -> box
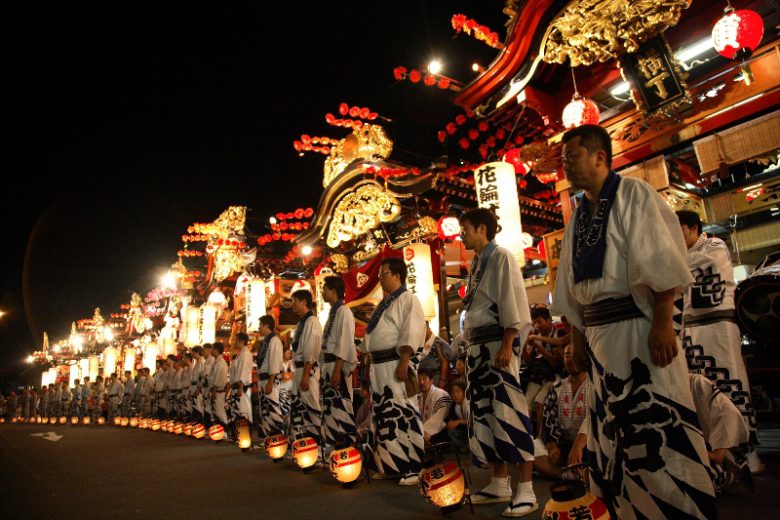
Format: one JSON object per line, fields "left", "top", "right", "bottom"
{"left": 4, "top": 1, "right": 503, "bottom": 380}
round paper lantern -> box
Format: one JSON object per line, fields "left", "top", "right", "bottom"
{"left": 97, "top": 416, "right": 106, "bottom": 425}
{"left": 562, "top": 94, "right": 600, "bottom": 129}
{"left": 120, "top": 417, "right": 129, "bottom": 427}
{"left": 151, "top": 419, "right": 161, "bottom": 431}
{"left": 330, "top": 446, "right": 363, "bottom": 485}
{"left": 266, "top": 434, "right": 289, "bottom": 460}
{"left": 167, "top": 420, "right": 176, "bottom": 432}
{"left": 113, "top": 416, "right": 122, "bottom": 426}
{"left": 0, "top": 417, "right": 5, "bottom": 423}
{"left": 293, "top": 437, "right": 319, "bottom": 470}
{"left": 237, "top": 419, "right": 252, "bottom": 450}
{"left": 712, "top": 8, "right": 764, "bottom": 61}
{"left": 209, "top": 424, "right": 225, "bottom": 442}
{"left": 35, "top": 416, "right": 42, "bottom": 424}
{"left": 420, "top": 461, "right": 466, "bottom": 512}
{"left": 437, "top": 216, "right": 461, "bottom": 240}
{"left": 543, "top": 480, "right": 610, "bottom": 520}
{"left": 183, "top": 423, "right": 193, "bottom": 436}
{"left": 59, "top": 416, "right": 67, "bottom": 424}
{"left": 130, "top": 417, "right": 139, "bottom": 428}
{"left": 139, "top": 418, "right": 149, "bottom": 429}
{"left": 192, "top": 424, "right": 206, "bottom": 439}
{"left": 174, "top": 422, "right": 183, "bottom": 435}
{"left": 82, "top": 416, "right": 91, "bottom": 425}
{"left": 11, "top": 417, "right": 18, "bottom": 423}
{"left": 42, "top": 417, "right": 49, "bottom": 424}
{"left": 71, "top": 416, "right": 79, "bottom": 425}
{"left": 502, "top": 148, "right": 531, "bottom": 176}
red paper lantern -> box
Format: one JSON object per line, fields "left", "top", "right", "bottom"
{"left": 437, "top": 216, "right": 461, "bottom": 240}
{"left": 209, "top": 424, "right": 225, "bottom": 442}
{"left": 503, "top": 148, "right": 531, "bottom": 176}
{"left": 562, "top": 94, "right": 600, "bottom": 129}
{"left": 712, "top": 8, "right": 764, "bottom": 61}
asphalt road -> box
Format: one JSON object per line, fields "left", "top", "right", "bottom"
{"left": 1, "top": 422, "right": 778, "bottom": 519}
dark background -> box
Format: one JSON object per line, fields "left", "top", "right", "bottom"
{"left": 4, "top": 1, "right": 504, "bottom": 385}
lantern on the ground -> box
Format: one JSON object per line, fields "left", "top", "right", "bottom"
{"left": 120, "top": 417, "right": 129, "bottom": 427}
{"left": 712, "top": 7, "right": 764, "bottom": 84}
{"left": 266, "top": 434, "right": 288, "bottom": 461}
{"left": 130, "top": 417, "right": 139, "bottom": 428}
{"left": 82, "top": 416, "right": 90, "bottom": 425}
{"left": 0, "top": 417, "right": 5, "bottom": 423}
{"left": 36, "top": 415, "right": 42, "bottom": 424}
{"left": 174, "top": 422, "right": 183, "bottom": 435}
{"left": 192, "top": 424, "right": 206, "bottom": 439}
{"left": 167, "top": 420, "right": 176, "bottom": 432}
{"left": 562, "top": 94, "right": 600, "bottom": 129}
{"left": 97, "top": 416, "right": 106, "bottom": 425}
{"left": 293, "top": 437, "right": 319, "bottom": 470}
{"left": 59, "top": 416, "right": 67, "bottom": 424}
{"left": 420, "top": 461, "right": 466, "bottom": 513}
{"left": 183, "top": 423, "right": 193, "bottom": 436}
{"left": 42, "top": 417, "right": 49, "bottom": 424}
{"left": 151, "top": 419, "right": 161, "bottom": 431}
{"left": 209, "top": 424, "right": 225, "bottom": 442}
{"left": 330, "top": 446, "right": 363, "bottom": 486}
{"left": 139, "top": 418, "right": 148, "bottom": 429}
{"left": 543, "top": 480, "right": 611, "bottom": 520}
{"left": 71, "top": 416, "right": 79, "bottom": 425}
{"left": 237, "top": 418, "right": 251, "bottom": 450}
{"left": 11, "top": 417, "right": 18, "bottom": 423}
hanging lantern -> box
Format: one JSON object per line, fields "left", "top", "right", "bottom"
{"left": 562, "top": 94, "right": 600, "bottom": 129}
{"left": 246, "top": 278, "right": 267, "bottom": 333}
{"left": 502, "top": 148, "right": 532, "bottom": 176}
{"left": 151, "top": 419, "right": 161, "bottom": 431}
{"left": 209, "top": 424, "right": 225, "bottom": 442}
{"left": 124, "top": 349, "right": 136, "bottom": 376}
{"left": 543, "top": 480, "right": 611, "bottom": 520}
{"left": 185, "top": 306, "right": 201, "bottom": 347}
{"left": 183, "top": 423, "right": 193, "bottom": 436}
{"left": 293, "top": 437, "right": 319, "bottom": 470}
{"left": 475, "top": 162, "right": 527, "bottom": 265}
{"left": 120, "top": 417, "right": 129, "bottom": 427}
{"left": 237, "top": 419, "right": 252, "bottom": 451}
{"left": 330, "top": 446, "right": 363, "bottom": 486}
{"left": 143, "top": 342, "right": 159, "bottom": 375}
{"left": 79, "top": 358, "right": 90, "bottom": 381}
{"left": 420, "top": 461, "right": 466, "bottom": 513}
{"left": 88, "top": 356, "right": 100, "bottom": 382}
{"left": 192, "top": 424, "right": 206, "bottom": 439}
{"left": 201, "top": 305, "right": 217, "bottom": 344}
{"left": 437, "top": 216, "right": 461, "bottom": 241}
{"left": 712, "top": 7, "right": 764, "bottom": 84}
{"left": 266, "top": 434, "right": 289, "bottom": 461}
{"left": 97, "top": 416, "right": 106, "bottom": 425}
{"left": 403, "top": 243, "right": 438, "bottom": 320}
{"left": 82, "top": 416, "right": 90, "bottom": 425}
{"left": 130, "top": 417, "right": 139, "bottom": 428}
{"left": 103, "top": 346, "right": 117, "bottom": 377}
{"left": 174, "top": 422, "right": 183, "bottom": 435}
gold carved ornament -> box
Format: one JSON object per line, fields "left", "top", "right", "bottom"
{"left": 323, "top": 124, "right": 393, "bottom": 187}
{"left": 207, "top": 206, "right": 250, "bottom": 283}
{"left": 326, "top": 182, "right": 401, "bottom": 249}
{"left": 542, "top": 0, "right": 691, "bottom": 67}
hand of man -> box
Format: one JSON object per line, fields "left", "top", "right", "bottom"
{"left": 300, "top": 377, "right": 310, "bottom": 392}
{"left": 264, "top": 381, "right": 273, "bottom": 395}
{"left": 395, "top": 360, "right": 409, "bottom": 381}
{"left": 423, "top": 432, "right": 431, "bottom": 444}
{"left": 649, "top": 320, "right": 678, "bottom": 367}
{"left": 447, "top": 420, "right": 459, "bottom": 430}
{"left": 547, "top": 443, "right": 561, "bottom": 465}
{"left": 331, "top": 371, "right": 342, "bottom": 390}
{"left": 568, "top": 433, "right": 587, "bottom": 466}
{"left": 237, "top": 387, "right": 243, "bottom": 398}
{"left": 493, "top": 345, "right": 513, "bottom": 369}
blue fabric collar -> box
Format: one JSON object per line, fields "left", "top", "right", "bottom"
{"left": 572, "top": 170, "right": 621, "bottom": 284}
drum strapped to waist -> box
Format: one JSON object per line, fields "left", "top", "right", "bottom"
{"left": 684, "top": 310, "right": 737, "bottom": 328}
{"left": 583, "top": 296, "right": 643, "bottom": 327}
{"left": 369, "top": 348, "right": 401, "bottom": 364}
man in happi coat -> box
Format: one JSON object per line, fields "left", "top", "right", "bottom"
{"left": 257, "top": 315, "right": 285, "bottom": 438}
{"left": 361, "top": 257, "right": 426, "bottom": 486}
{"left": 459, "top": 208, "right": 537, "bottom": 517}
{"left": 201, "top": 344, "right": 215, "bottom": 426}
{"left": 52, "top": 383, "right": 62, "bottom": 418}
{"left": 320, "top": 275, "right": 358, "bottom": 447}
{"left": 81, "top": 377, "right": 92, "bottom": 419}
{"left": 290, "top": 290, "right": 323, "bottom": 444}
{"left": 179, "top": 354, "right": 193, "bottom": 420}
{"left": 152, "top": 361, "right": 167, "bottom": 419}
{"left": 677, "top": 209, "right": 762, "bottom": 473}
{"left": 210, "top": 343, "right": 229, "bottom": 429}
{"left": 189, "top": 346, "right": 204, "bottom": 422}
{"left": 229, "top": 332, "right": 254, "bottom": 426}
{"left": 107, "top": 373, "right": 122, "bottom": 420}
{"left": 92, "top": 376, "right": 105, "bottom": 421}
{"left": 122, "top": 370, "right": 135, "bottom": 417}
{"left": 552, "top": 124, "right": 717, "bottom": 520}
{"left": 71, "top": 379, "right": 82, "bottom": 419}
{"left": 416, "top": 367, "right": 452, "bottom": 445}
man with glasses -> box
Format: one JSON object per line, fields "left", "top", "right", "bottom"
{"left": 362, "top": 257, "right": 426, "bottom": 486}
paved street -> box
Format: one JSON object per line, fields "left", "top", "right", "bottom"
{"left": 1, "top": 423, "right": 778, "bottom": 519}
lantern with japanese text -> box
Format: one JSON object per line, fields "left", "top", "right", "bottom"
{"left": 403, "top": 243, "right": 437, "bottom": 320}
{"left": 130, "top": 417, "right": 139, "bottom": 428}
{"left": 420, "top": 461, "right": 466, "bottom": 513}
{"left": 293, "top": 437, "right": 319, "bottom": 470}
{"left": 712, "top": 7, "right": 764, "bottom": 84}
{"left": 475, "top": 162, "right": 526, "bottom": 265}
{"left": 330, "top": 446, "right": 363, "bottom": 486}
{"left": 201, "top": 305, "right": 217, "bottom": 344}
{"left": 97, "top": 416, "right": 106, "bottom": 425}
{"left": 266, "top": 434, "right": 289, "bottom": 461}
{"left": 174, "top": 422, "right": 183, "bottom": 435}
{"left": 192, "top": 424, "right": 206, "bottom": 439}
{"left": 151, "top": 419, "right": 161, "bottom": 431}
{"left": 543, "top": 480, "right": 611, "bottom": 520}
{"left": 103, "top": 346, "right": 117, "bottom": 378}
{"left": 185, "top": 306, "right": 201, "bottom": 347}
{"left": 209, "top": 424, "right": 225, "bottom": 442}
{"left": 246, "top": 278, "right": 267, "bottom": 333}
{"left": 82, "top": 416, "right": 91, "bottom": 425}
{"left": 237, "top": 418, "right": 252, "bottom": 450}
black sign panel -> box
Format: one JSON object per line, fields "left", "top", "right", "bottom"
{"left": 621, "top": 36, "right": 690, "bottom": 114}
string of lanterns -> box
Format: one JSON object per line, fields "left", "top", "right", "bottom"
{"left": 293, "top": 135, "right": 335, "bottom": 155}
{"left": 275, "top": 208, "right": 314, "bottom": 221}
{"left": 392, "top": 66, "right": 456, "bottom": 91}
{"left": 451, "top": 14, "right": 502, "bottom": 49}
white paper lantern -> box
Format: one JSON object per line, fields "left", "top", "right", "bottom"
{"left": 103, "top": 346, "right": 117, "bottom": 377}
{"left": 79, "top": 358, "right": 90, "bottom": 380}
{"left": 474, "top": 162, "right": 525, "bottom": 265}
{"left": 185, "top": 306, "right": 200, "bottom": 347}
{"left": 88, "top": 355, "right": 99, "bottom": 381}
{"left": 124, "top": 349, "right": 136, "bottom": 375}
{"left": 315, "top": 273, "right": 332, "bottom": 329}
{"left": 403, "top": 243, "right": 438, "bottom": 320}
{"left": 246, "top": 278, "right": 267, "bottom": 333}
{"left": 143, "top": 342, "right": 159, "bottom": 375}
{"left": 69, "top": 364, "right": 80, "bottom": 387}
{"left": 200, "top": 305, "right": 216, "bottom": 344}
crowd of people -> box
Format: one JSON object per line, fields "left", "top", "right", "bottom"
{"left": 1, "top": 125, "right": 764, "bottom": 519}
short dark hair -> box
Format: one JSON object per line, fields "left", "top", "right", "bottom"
{"left": 192, "top": 345, "right": 203, "bottom": 355}
{"left": 292, "top": 289, "right": 313, "bottom": 309}
{"left": 183, "top": 353, "right": 193, "bottom": 361}
{"left": 259, "top": 315, "right": 276, "bottom": 330}
{"left": 530, "top": 306, "right": 552, "bottom": 321}
{"left": 236, "top": 332, "right": 249, "bottom": 345}
{"left": 96, "top": 376, "right": 103, "bottom": 382}
{"left": 213, "top": 343, "right": 224, "bottom": 354}
{"left": 323, "top": 276, "right": 345, "bottom": 300}
{"left": 562, "top": 124, "right": 612, "bottom": 168}
{"left": 676, "top": 210, "right": 702, "bottom": 234}
{"left": 203, "top": 343, "right": 213, "bottom": 350}
{"left": 460, "top": 208, "right": 498, "bottom": 241}
{"left": 417, "top": 366, "right": 436, "bottom": 379}
{"left": 381, "top": 257, "right": 407, "bottom": 284}
{"left": 156, "top": 360, "right": 164, "bottom": 366}
{"left": 449, "top": 380, "right": 466, "bottom": 393}
{"left": 167, "top": 354, "right": 177, "bottom": 362}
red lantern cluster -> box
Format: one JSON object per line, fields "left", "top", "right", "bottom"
{"left": 181, "top": 234, "right": 209, "bottom": 243}
{"left": 451, "top": 14, "right": 501, "bottom": 49}
{"left": 214, "top": 238, "right": 247, "bottom": 249}
{"left": 275, "top": 208, "right": 314, "bottom": 221}
{"left": 177, "top": 250, "right": 204, "bottom": 258}
{"left": 110, "top": 313, "right": 128, "bottom": 319}
{"left": 271, "top": 221, "right": 310, "bottom": 232}
{"left": 337, "top": 103, "right": 378, "bottom": 121}
{"left": 712, "top": 8, "right": 764, "bottom": 61}
{"left": 324, "top": 114, "right": 366, "bottom": 129}
{"left": 393, "top": 66, "right": 454, "bottom": 91}
{"left": 257, "top": 233, "right": 298, "bottom": 246}
{"left": 293, "top": 135, "right": 333, "bottom": 155}
{"left": 364, "top": 165, "right": 422, "bottom": 178}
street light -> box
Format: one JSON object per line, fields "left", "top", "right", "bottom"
{"left": 161, "top": 271, "right": 176, "bottom": 289}
{"left": 428, "top": 60, "right": 443, "bottom": 75}
{"left": 25, "top": 355, "right": 34, "bottom": 364}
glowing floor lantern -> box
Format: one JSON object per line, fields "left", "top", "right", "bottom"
{"left": 167, "top": 420, "right": 176, "bottom": 432}
{"left": 97, "top": 416, "right": 106, "bottom": 425}
{"left": 139, "top": 418, "right": 149, "bottom": 429}
{"left": 293, "top": 437, "right": 319, "bottom": 471}
{"left": 0, "top": 417, "right": 5, "bottom": 424}
{"left": 403, "top": 243, "right": 437, "bottom": 320}
{"left": 151, "top": 419, "right": 161, "bottom": 431}
{"left": 208, "top": 424, "right": 225, "bottom": 442}
{"left": 71, "top": 416, "right": 79, "bottom": 425}
{"left": 36, "top": 416, "right": 42, "bottom": 424}
{"left": 174, "top": 422, "right": 183, "bottom": 435}
{"left": 237, "top": 419, "right": 252, "bottom": 451}
{"left": 11, "top": 417, "right": 18, "bottom": 423}
{"left": 82, "top": 416, "right": 91, "bottom": 425}
{"left": 192, "top": 424, "right": 206, "bottom": 439}
{"left": 543, "top": 480, "right": 611, "bottom": 520}
{"left": 420, "top": 460, "right": 466, "bottom": 513}
{"left": 266, "top": 434, "right": 289, "bottom": 460}
{"left": 42, "top": 417, "right": 49, "bottom": 424}
{"left": 130, "top": 417, "right": 139, "bottom": 428}
{"left": 475, "top": 161, "right": 526, "bottom": 265}
{"left": 330, "top": 446, "right": 363, "bottom": 486}
{"left": 59, "top": 416, "right": 67, "bottom": 425}
{"left": 183, "top": 423, "right": 193, "bottom": 436}
{"left": 120, "top": 417, "right": 129, "bottom": 427}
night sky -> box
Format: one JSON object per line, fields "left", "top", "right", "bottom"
{"left": 4, "top": 1, "right": 503, "bottom": 382}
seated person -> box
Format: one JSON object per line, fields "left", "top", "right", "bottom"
{"left": 355, "top": 381, "right": 372, "bottom": 443}
{"left": 417, "top": 367, "right": 452, "bottom": 446}
{"left": 451, "top": 352, "right": 467, "bottom": 386}
{"left": 416, "top": 323, "right": 451, "bottom": 388}
{"left": 534, "top": 345, "right": 588, "bottom": 479}
{"left": 446, "top": 381, "right": 469, "bottom": 452}
{"left": 689, "top": 373, "right": 752, "bottom": 495}
{"left": 523, "top": 307, "right": 566, "bottom": 431}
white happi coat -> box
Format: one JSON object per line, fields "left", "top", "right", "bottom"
{"left": 417, "top": 385, "right": 452, "bottom": 438}
{"left": 230, "top": 346, "right": 254, "bottom": 422}
{"left": 211, "top": 355, "right": 229, "bottom": 424}
{"left": 552, "top": 176, "right": 716, "bottom": 520}
{"left": 293, "top": 315, "right": 322, "bottom": 400}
